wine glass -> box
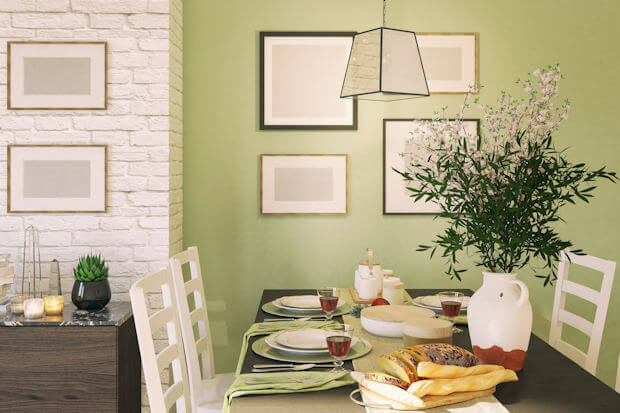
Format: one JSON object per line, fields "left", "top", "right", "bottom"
{"left": 317, "top": 288, "right": 338, "bottom": 320}
{"left": 325, "top": 324, "right": 354, "bottom": 372}
{"left": 438, "top": 291, "right": 464, "bottom": 333}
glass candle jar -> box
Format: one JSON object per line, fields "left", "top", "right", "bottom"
{"left": 24, "top": 298, "right": 45, "bottom": 319}
{"left": 10, "top": 295, "right": 27, "bottom": 315}
{"left": 44, "top": 295, "right": 64, "bottom": 316}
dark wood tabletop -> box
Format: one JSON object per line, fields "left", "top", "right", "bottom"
{"left": 235, "top": 289, "right": 619, "bottom": 412}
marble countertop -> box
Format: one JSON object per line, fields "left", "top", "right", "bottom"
{"left": 0, "top": 301, "right": 132, "bottom": 327}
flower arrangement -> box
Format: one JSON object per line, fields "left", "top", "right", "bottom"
{"left": 396, "top": 65, "right": 617, "bottom": 285}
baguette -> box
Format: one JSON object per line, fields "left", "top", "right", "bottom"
{"left": 402, "top": 343, "right": 480, "bottom": 367}
{"left": 407, "top": 369, "right": 518, "bottom": 397}
{"left": 417, "top": 362, "right": 504, "bottom": 379}
{"left": 378, "top": 354, "right": 417, "bottom": 383}
{"left": 365, "top": 370, "right": 409, "bottom": 389}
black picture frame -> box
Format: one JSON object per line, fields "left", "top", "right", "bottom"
{"left": 383, "top": 118, "right": 481, "bottom": 215}
{"left": 260, "top": 31, "right": 358, "bottom": 130}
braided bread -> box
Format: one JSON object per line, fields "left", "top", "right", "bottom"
{"left": 407, "top": 369, "right": 518, "bottom": 397}
{"left": 417, "top": 362, "right": 504, "bottom": 379}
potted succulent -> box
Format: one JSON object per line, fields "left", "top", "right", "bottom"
{"left": 396, "top": 65, "right": 617, "bottom": 370}
{"left": 71, "top": 253, "right": 111, "bottom": 310}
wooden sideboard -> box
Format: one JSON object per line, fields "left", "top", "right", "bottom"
{"left": 0, "top": 302, "right": 140, "bottom": 412}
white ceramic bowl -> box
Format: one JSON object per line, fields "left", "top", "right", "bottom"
{"left": 360, "top": 305, "right": 435, "bottom": 338}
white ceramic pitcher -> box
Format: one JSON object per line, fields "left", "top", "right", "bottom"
{"left": 467, "top": 272, "right": 532, "bottom": 371}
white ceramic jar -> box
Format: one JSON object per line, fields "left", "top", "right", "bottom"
{"left": 467, "top": 272, "right": 532, "bottom": 371}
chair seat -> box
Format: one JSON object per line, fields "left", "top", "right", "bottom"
{"left": 197, "top": 372, "right": 236, "bottom": 412}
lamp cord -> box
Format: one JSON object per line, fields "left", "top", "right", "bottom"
{"left": 382, "top": 0, "right": 387, "bottom": 27}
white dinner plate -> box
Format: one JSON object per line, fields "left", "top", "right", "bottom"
{"left": 273, "top": 296, "right": 345, "bottom": 312}
{"left": 280, "top": 295, "right": 322, "bottom": 309}
{"left": 274, "top": 329, "right": 329, "bottom": 349}
{"left": 412, "top": 295, "right": 470, "bottom": 310}
{"left": 265, "top": 330, "right": 359, "bottom": 354}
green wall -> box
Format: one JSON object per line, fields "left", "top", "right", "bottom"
{"left": 184, "top": 0, "right": 620, "bottom": 387}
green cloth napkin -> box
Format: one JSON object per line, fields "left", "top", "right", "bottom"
{"left": 437, "top": 314, "right": 468, "bottom": 325}
{"left": 234, "top": 320, "right": 341, "bottom": 375}
{"left": 223, "top": 371, "right": 355, "bottom": 413}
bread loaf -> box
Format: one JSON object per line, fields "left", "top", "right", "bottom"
{"left": 389, "top": 350, "right": 420, "bottom": 381}
{"left": 417, "top": 362, "right": 504, "bottom": 379}
{"left": 402, "top": 343, "right": 480, "bottom": 367}
{"left": 378, "top": 354, "right": 417, "bottom": 383}
{"left": 364, "top": 370, "right": 409, "bottom": 389}
{"left": 407, "top": 369, "right": 518, "bottom": 397}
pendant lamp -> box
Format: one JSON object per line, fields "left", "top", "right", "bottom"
{"left": 341, "top": 0, "right": 429, "bottom": 101}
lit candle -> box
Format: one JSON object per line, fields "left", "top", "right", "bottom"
{"left": 44, "top": 295, "right": 64, "bottom": 316}
{"left": 24, "top": 298, "right": 45, "bottom": 319}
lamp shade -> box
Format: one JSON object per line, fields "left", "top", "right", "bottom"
{"left": 341, "top": 28, "right": 429, "bottom": 101}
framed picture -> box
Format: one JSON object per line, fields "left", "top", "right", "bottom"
{"left": 8, "top": 145, "right": 107, "bottom": 213}
{"left": 416, "top": 33, "right": 477, "bottom": 94}
{"left": 383, "top": 118, "right": 480, "bottom": 214}
{"left": 261, "top": 154, "right": 347, "bottom": 215}
{"left": 8, "top": 42, "right": 107, "bottom": 109}
{"left": 260, "top": 32, "right": 357, "bottom": 130}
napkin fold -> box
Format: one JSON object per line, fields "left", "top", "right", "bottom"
{"left": 235, "top": 320, "right": 341, "bottom": 375}
{"left": 223, "top": 371, "right": 355, "bottom": 413}
{"left": 437, "top": 314, "right": 468, "bottom": 325}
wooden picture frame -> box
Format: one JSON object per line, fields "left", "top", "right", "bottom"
{"left": 8, "top": 145, "right": 107, "bottom": 213}
{"left": 260, "top": 32, "right": 357, "bottom": 130}
{"left": 260, "top": 154, "right": 348, "bottom": 215}
{"left": 383, "top": 118, "right": 480, "bottom": 215}
{"left": 416, "top": 33, "right": 478, "bottom": 94}
{"left": 7, "top": 41, "right": 107, "bottom": 110}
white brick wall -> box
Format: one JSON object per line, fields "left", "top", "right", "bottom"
{"left": 0, "top": 1, "right": 182, "bottom": 411}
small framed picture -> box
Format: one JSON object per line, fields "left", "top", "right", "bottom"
{"left": 8, "top": 145, "right": 107, "bottom": 213}
{"left": 261, "top": 154, "right": 347, "bottom": 215}
{"left": 8, "top": 42, "right": 107, "bottom": 109}
{"left": 383, "top": 118, "right": 480, "bottom": 214}
{"left": 260, "top": 32, "right": 357, "bottom": 130}
{"left": 416, "top": 33, "right": 477, "bottom": 94}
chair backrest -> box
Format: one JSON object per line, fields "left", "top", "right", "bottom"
{"left": 549, "top": 250, "right": 615, "bottom": 375}
{"left": 130, "top": 268, "right": 191, "bottom": 413}
{"left": 170, "top": 246, "right": 216, "bottom": 405}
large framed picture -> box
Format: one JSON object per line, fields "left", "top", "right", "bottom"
{"left": 261, "top": 154, "right": 347, "bottom": 215}
{"left": 8, "top": 145, "right": 107, "bottom": 213}
{"left": 416, "top": 33, "right": 477, "bottom": 94}
{"left": 383, "top": 118, "right": 480, "bottom": 214}
{"left": 8, "top": 42, "right": 107, "bottom": 109}
{"left": 260, "top": 32, "right": 357, "bottom": 130}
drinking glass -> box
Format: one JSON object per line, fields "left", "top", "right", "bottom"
{"left": 438, "top": 291, "right": 464, "bottom": 333}
{"left": 325, "top": 325, "right": 354, "bottom": 372}
{"left": 317, "top": 288, "right": 338, "bottom": 320}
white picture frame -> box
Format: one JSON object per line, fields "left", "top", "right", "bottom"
{"left": 383, "top": 119, "right": 480, "bottom": 214}
{"left": 261, "top": 154, "right": 347, "bottom": 215}
{"left": 8, "top": 145, "right": 107, "bottom": 213}
{"left": 8, "top": 42, "right": 107, "bottom": 109}
{"left": 260, "top": 32, "right": 357, "bottom": 130}
{"left": 416, "top": 33, "right": 477, "bottom": 94}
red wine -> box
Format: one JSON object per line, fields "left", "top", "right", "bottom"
{"left": 326, "top": 335, "right": 352, "bottom": 357}
{"left": 320, "top": 296, "right": 338, "bottom": 312}
{"left": 441, "top": 300, "right": 462, "bottom": 316}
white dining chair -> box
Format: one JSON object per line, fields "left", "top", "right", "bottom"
{"left": 170, "top": 246, "right": 235, "bottom": 412}
{"left": 129, "top": 267, "right": 191, "bottom": 413}
{"left": 549, "top": 249, "right": 616, "bottom": 375}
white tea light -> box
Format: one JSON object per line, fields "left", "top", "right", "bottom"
{"left": 24, "top": 298, "right": 44, "bottom": 319}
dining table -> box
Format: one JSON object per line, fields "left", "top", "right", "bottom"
{"left": 229, "top": 288, "right": 619, "bottom": 412}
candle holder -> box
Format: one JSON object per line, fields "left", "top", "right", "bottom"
{"left": 44, "top": 295, "right": 64, "bottom": 316}
{"left": 10, "top": 295, "right": 27, "bottom": 315}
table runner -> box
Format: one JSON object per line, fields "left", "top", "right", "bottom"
{"left": 338, "top": 288, "right": 508, "bottom": 413}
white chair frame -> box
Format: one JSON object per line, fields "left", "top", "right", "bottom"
{"left": 170, "top": 246, "right": 228, "bottom": 409}
{"left": 130, "top": 268, "right": 191, "bottom": 413}
{"left": 549, "top": 249, "right": 616, "bottom": 375}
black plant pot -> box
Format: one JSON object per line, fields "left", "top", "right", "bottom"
{"left": 71, "top": 279, "right": 111, "bottom": 310}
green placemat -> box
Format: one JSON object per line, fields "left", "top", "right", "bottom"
{"left": 262, "top": 301, "right": 352, "bottom": 319}
{"left": 252, "top": 336, "right": 372, "bottom": 363}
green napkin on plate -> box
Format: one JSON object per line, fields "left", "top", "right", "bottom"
{"left": 223, "top": 371, "right": 355, "bottom": 413}
{"left": 235, "top": 320, "right": 341, "bottom": 375}
{"left": 437, "top": 314, "right": 468, "bottom": 325}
